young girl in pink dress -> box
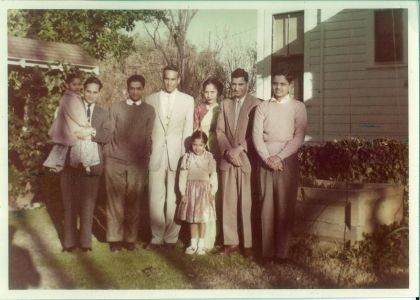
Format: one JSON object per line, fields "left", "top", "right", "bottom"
{"left": 43, "top": 74, "right": 99, "bottom": 173}
{"left": 177, "top": 130, "right": 218, "bottom": 255}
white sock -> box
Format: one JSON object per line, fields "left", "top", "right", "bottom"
{"left": 190, "top": 238, "right": 197, "bottom": 248}
{"left": 198, "top": 238, "right": 205, "bottom": 248}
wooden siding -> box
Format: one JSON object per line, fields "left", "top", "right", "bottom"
{"left": 305, "top": 9, "right": 408, "bottom": 142}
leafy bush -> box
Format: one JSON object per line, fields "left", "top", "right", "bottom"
{"left": 8, "top": 65, "right": 83, "bottom": 203}
{"left": 298, "top": 138, "right": 408, "bottom": 189}
{"left": 329, "top": 223, "right": 409, "bottom": 278}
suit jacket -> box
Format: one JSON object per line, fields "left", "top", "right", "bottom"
{"left": 145, "top": 90, "right": 194, "bottom": 171}
{"left": 216, "top": 94, "right": 260, "bottom": 173}
{"left": 86, "top": 105, "right": 112, "bottom": 176}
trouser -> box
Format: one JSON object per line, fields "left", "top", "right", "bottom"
{"left": 148, "top": 150, "right": 180, "bottom": 244}
{"left": 221, "top": 167, "right": 252, "bottom": 248}
{"left": 260, "top": 154, "right": 299, "bottom": 258}
{"left": 60, "top": 167, "right": 99, "bottom": 248}
{"left": 105, "top": 157, "right": 147, "bottom": 243}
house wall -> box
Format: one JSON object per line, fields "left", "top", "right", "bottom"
{"left": 257, "top": 9, "right": 409, "bottom": 143}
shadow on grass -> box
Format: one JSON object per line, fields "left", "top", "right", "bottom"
{"left": 12, "top": 216, "right": 75, "bottom": 288}
{"left": 12, "top": 212, "right": 119, "bottom": 289}
{"left": 71, "top": 251, "right": 116, "bottom": 289}
{"left": 154, "top": 245, "right": 278, "bottom": 289}
{"left": 9, "top": 226, "right": 41, "bottom": 289}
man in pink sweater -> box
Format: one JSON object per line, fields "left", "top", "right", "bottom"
{"left": 252, "top": 71, "right": 307, "bottom": 263}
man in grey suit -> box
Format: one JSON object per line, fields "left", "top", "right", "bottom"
{"left": 216, "top": 68, "right": 260, "bottom": 257}
{"left": 145, "top": 65, "right": 194, "bottom": 249}
{"left": 61, "top": 76, "right": 112, "bottom": 252}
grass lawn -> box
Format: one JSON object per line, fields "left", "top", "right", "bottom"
{"left": 9, "top": 205, "right": 408, "bottom": 290}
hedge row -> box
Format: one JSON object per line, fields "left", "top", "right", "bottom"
{"left": 298, "top": 138, "right": 408, "bottom": 190}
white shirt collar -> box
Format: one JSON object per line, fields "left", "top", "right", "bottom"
{"left": 235, "top": 94, "right": 246, "bottom": 104}
{"left": 84, "top": 100, "right": 95, "bottom": 109}
{"left": 126, "top": 98, "right": 142, "bottom": 106}
{"left": 161, "top": 89, "right": 178, "bottom": 98}
{"left": 270, "top": 94, "right": 291, "bottom": 103}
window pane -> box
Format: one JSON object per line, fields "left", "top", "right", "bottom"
{"left": 272, "top": 12, "right": 304, "bottom": 57}
{"left": 375, "top": 9, "right": 403, "bottom": 63}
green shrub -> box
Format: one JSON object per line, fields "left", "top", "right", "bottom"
{"left": 330, "top": 223, "right": 409, "bottom": 278}
{"left": 298, "top": 138, "right": 408, "bottom": 189}
{"left": 8, "top": 65, "right": 85, "bottom": 204}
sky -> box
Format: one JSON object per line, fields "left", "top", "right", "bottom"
{"left": 135, "top": 9, "right": 257, "bottom": 53}
{"left": 187, "top": 10, "right": 257, "bottom": 50}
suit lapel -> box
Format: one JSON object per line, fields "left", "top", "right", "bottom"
{"left": 91, "top": 105, "right": 100, "bottom": 128}
{"left": 154, "top": 93, "right": 167, "bottom": 132}
{"left": 226, "top": 98, "right": 236, "bottom": 136}
{"left": 235, "top": 94, "right": 252, "bottom": 137}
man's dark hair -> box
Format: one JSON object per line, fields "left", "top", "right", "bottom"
{"left": 272, "top": 71, "right": 295, "bottom": 84}
{"left": 163, "top": 65, "right": 180, "bottom": 77}
{"left": 65, "top": 73, "right": 82, "bottom": 84}
{"left": 127, "top": 74, "right": 146, "bottom": 88}
{"left": 231, "top": 68, "right": 249, "bottom": 82}
{"left": 83, "top": 76, "right": 103, "bottom": 90}
{"left": 202, "top": 77, "right": 224, "bottom": 96}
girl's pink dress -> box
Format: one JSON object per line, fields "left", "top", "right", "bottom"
{"left": 176, "top": 151, "right": 218, "bottom": 223}
{"left": 43, "top": 90, "right": 99, "bottom": 172}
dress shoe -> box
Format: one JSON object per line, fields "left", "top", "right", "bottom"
{"left": 62, "top": 246, "right": 76, "bottom": 253}
{"left": 242, "top": 248, "right": 253, "bottom": 258}
{"left": 81, "top": 247, "right": 92, "bottom": 252}
{"left": 144, "top": 243, "right": 161, "bottom": 250}
{"left": 124, "top": 242, "right": 136, "bottom": 251}
{"left": 219, "top": 245, "right": 240, "bottom": 256}
{"left": 109, "top": 242, "right": 123, "bottom": 252}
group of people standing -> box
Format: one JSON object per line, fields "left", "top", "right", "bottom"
{"left": 44, "top": 64, "right": 307, "bottom": 263}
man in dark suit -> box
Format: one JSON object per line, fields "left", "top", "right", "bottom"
{"left": 60, "top": 76, "right": 112, "bottom": 252}
{"left": 216, "top": 68, "right": 260, "bottom": 257}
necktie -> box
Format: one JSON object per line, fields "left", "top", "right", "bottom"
{"left": 87, "top": 104, "right": 92, "bottom": 123}
{"left": 234, "top": 100, "right": 241, "bottom": 130}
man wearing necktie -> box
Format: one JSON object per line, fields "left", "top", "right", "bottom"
{"left": 60, "top": 77, "right": 112, "bottom": 252}
{"left": 104, "top": 75, "right": 155, "bottom": 252}
{"left": 216, "top": 68, "right": 260, "bottom": 257}
{"left": 145, "top": 65, "right": 194, "bottom": 249}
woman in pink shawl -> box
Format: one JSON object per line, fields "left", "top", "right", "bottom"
{"left": 192, "top": 77, "right": 224, "bottom": 251}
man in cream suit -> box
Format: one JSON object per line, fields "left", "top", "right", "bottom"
{"left": 145, "top": 65, "right": 194, "bottom": 248}
{"left": 216, "top": 68, "right": 260, "bottom": 256}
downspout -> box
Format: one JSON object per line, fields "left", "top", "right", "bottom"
{"left": 319, "top": 9, "right": 325, "bottom": 142}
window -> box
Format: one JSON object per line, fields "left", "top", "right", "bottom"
{"left": 272, "top": 11, "right": 304, "bottom": 100}
{"left": 374, "top": 9, "right": 404, "bottom": 63}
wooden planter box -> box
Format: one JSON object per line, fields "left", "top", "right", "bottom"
{"left": 295, "top": 180, "right": 404, "bottom": 243}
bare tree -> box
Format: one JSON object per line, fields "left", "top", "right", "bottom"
{"left": 144, "top": 10, "right": 198, "bottom": 89}
{"left": 221, "top": 40, "right": 257, "bottom": 96}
